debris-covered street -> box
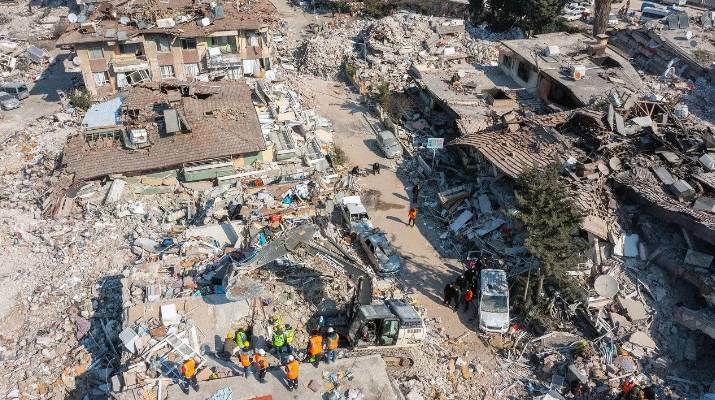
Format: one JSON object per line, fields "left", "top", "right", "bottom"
{"left": 0, "top": 0, "right": 714, "bottom": 399}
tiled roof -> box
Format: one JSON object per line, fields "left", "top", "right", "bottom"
{"left": 63, "top": 80, "right": 266, "bottom": 180}
{"left": 449, "top": 122, "right": 559, "bottom": 178}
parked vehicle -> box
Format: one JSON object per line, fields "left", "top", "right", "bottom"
{"left": 340, "top": 196, "right": 374, "bottom": 235}
{"left": 0, "top": 93, "right": 20, "bottom": 110}
{"left": 607, "top": 14, "right": 620, "bottom": 26}
{"left": 563, "top": 3, "right": 587, "bottom": 14}
{"left": 357, "top": 229, "right": 402, "bottom": 276}
{"left": 376, "top": 130, "right": 402, "bottom": 159}
{"left": 640, "top": 7, "right": 671, "bottom": 21}
{"left": 1, "top": 82, "right": 29, "bottom": 100}
{"left": 478, "top": 269, "right": 509, "bottom": 333}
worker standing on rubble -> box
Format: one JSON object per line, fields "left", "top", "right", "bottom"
{"left": 412, "top": 184, "right": 420, "bottom": 201}
{"left": 272, "top": 326, "right": 286, "bottom": 358}
{"left": 407, "top": 207, "right": 417, "bottom": 227}
{"left": 617, "top": 382, "right": 658, "bottom": 400}
{"left": 285, "top": 355, "right": 300, "bottom": 391}
{"left": 283, "top": 324, "right": 296, "bottom": 355}
{"left": 307, "top": 329, "right": 324, "bottom": 366}
{"left": 180, "top": 356, "right": 200, "bottom": 393}
{"left": 325, "top": 327, "right": 339, "bottom": 363}
{"left": 254, "top": 348, "right": 269, "bottom": 383}
{"left": 238, "top": 349, "right": 253, "bottom": 378}
{"left": 234, "top": 327, "right": 250, "bottom": 351}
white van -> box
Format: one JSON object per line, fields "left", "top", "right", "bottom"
{"left": 478, "top": 269, "right": 510, "bottom": 333}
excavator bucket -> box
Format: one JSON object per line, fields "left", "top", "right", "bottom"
{"left": 222, "top": 224, "right": 319, "bottom": 301}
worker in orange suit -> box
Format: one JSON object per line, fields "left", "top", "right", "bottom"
{"left": 238, "top": 349, "right": 252, "bottom": 378}
{"left": 408, "top": 207, "right": 417, "bottom": 227}
{"left": 325, "top": 327, "right": 339, "bottom": 363}
{"left": 254, "top": 348, "right": 269, "bottom": 383}
{"left": 180, "top": 356, "right": 199, "bottom": 394}
{"left": 285, "top": 354, "right": 300, "bottom": 390}
{"left": 307, "top": 329, "right": 323, "bottom": 366}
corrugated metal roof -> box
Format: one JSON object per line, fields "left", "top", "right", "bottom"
{"left": 81, "top": 96, "right": 124, "bottom": 128}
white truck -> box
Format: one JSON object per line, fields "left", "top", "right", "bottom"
{"left": 478, "top": 269, "right": 510, "bottom": 333}
{"left": 340, "top": 196, "right": 374, "bottom": 235}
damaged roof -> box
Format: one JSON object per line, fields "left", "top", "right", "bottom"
{"left": 500, "top": 33, "right": 644, "bottom": 106}
{"left": 56, "top": 0, "right": 277, "bottom": 46}
{"left": 63, "top": 80, "right": 266, "bottom": 180}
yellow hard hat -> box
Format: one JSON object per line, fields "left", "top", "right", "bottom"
{"left": 227, "top": 331, "right": 235, "bottom": 339}
{"left": 243, "top": 341, "right": 250, "bottom": 347}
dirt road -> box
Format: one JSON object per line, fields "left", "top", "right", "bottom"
{"left": 270, "top": 3, "right": 496, "bottom": 366}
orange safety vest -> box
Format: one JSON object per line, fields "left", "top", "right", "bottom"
{"left": 286, "top": 360, "right": 299, "bottom": 380}
{"left": 326, "top": 333, "right": 339, "bottom": 350}
{"left": 256, "top": 356, "right": 269, "bottom": 370}
{"left": 408, "top": 209, "right": 417, "bottom": 219}
{"left": 181, "top": 359, "right": 196, "bottom": 378}
{"left": 308, "top": 335, "right": 323, "bottom": 356}
{"left": 465, "top": 290, "right": 474, "bottom": 302}
{"left": 239, "top": 353, "right": 251, "bottom": 367}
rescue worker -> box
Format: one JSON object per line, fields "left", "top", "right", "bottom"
{"left": 307, "top": 329, "right": 323, "bottom": 366}
{"left": 254, "top": 348, "right": 269, "bottom": 383}
{"left": 222, "top": 331, "right": 237, "bottom": 359}
{"left": 238, "top": 349, "right": 252, "bottom": 378}
{"left": 180, "top": 356, "right": 199, "bottom": 394}
{"left": 412, "top": 184, "right": 420, "bottom": 201}
{"left": 443, "top": 282, "right": 456, "bottom": 308}
{"left": 270, "top": 315, "right": 283, "bottom": 332}
{"left": 272, "top": 326, "right": 286, "bottom": 358}
{"left": 372, "top": 162, "right": 381, "bottom": 175}
{"left": 285, "top": 354, "right": 300, "bottom": 391}
{"left": 618, "top": 384, "right": 657, "bottom": 400}
{"left": 407, "top": 207, "right": 417, "bottom": 227}
{"left": 325, "top": 327, "right": 339, "bottom": 363}
{"left": 283, "top": 324, "right": 296, "bottom": 355}
{"left": 234, "top": 327, "right": 250, "bottom": 351}
{"left": 463, "top": 287, "right": 474, "bottom": 312}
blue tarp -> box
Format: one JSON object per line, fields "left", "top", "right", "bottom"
{"left": 81, "top": 96, "right": 124, "bottom": 128}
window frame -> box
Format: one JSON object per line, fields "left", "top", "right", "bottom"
{"left": 154, "top": 36, "right": 172, "bottom": 53}
{"left": 88, "top": 47, "right": 104, "bottom": 59}
{"left": 160, "top": 65, "right": 175, "bottom": 79}
{"left": 183, "top": 63, "right": 199, "bottom": 77}
{"left": 180, "top": 38, "right": 197, "bottom": 50}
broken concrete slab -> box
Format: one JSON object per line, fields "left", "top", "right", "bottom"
{"left": 623, "top": 234, "right": 640, "bottom": 258}
{"left": 165, "top": 355, "right": 400, "bottom": 399}
{"left": 652, "top": 166, "right": 675, "bottom": 186}
{"left": 104, "top": 179, "right": 126, "bottom": 204}
{"left": 694, "top": 197, "right": 715, "bottom": 213}
{"left": 619, "top": 297, "right": 648, "bottom": 321}
{"left": 629, "top": 331, "right": 657, "bottom": 349}
{"left": 185, "top": 221, "right": 245, "bottom": 248}
{"left": 669, "top": 179, "right": 696, "bottom": 202}
{"left": 449, "top": 210, "right": 473, "bottom": 233}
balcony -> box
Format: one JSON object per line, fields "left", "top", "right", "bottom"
{"left": 205, "top": 51, "right": 242, "bottom": 70}
{"left": 110, "top": 55, "right": 150, "bottom": 74}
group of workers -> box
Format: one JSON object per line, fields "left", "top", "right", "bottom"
{"left": 179, "top": 319, "right": 341, "bottom": 394}
{"left": 443, "top": 257, "right": 482, "bottom": 312}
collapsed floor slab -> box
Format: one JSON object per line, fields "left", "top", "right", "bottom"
{"left": 164, "top": 354, "right": 402, "bottom": 400}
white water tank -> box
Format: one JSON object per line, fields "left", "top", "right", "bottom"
{"left": 571, "top": 65, "right": 586, "bottom": 80}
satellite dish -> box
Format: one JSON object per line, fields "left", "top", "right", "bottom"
{"left": 72, "top": 56, "right": 82, "bottom": 66}
{"left": 67, "top": 13, "right": 78, "bottom": 23}
{"left": 119, "top": 16, "right": 130, "bottom": 25}
{"left": 594, "top": 275, "right": 620, "bottom": 298}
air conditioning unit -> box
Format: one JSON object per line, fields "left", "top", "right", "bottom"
{"left": 571, "top": 65, "right": 586, "bottom": 80}
{"left": 545, "top": 45, "right": 560, "bottom": 57}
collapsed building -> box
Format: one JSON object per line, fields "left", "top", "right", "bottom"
{"left": 62, "top": 80, "right": 271, "bottom": 183}
{"left": 612, "top": 12, "right": 715, "bottom": 83}
{"left": 56, "top": 0, "right": 278, "bottom": 96}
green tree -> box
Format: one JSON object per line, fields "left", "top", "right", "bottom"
{"left": 69, "top": 89, "right": 92, "bottom": 111}
{"left": 482, "top": 0, "right": 564, "bottom": 34}
{"left": 468, "top": 0, "right": 486, "bottom": 23}
{"left": 515, "top": 164, "right": 586, "bottom": 299}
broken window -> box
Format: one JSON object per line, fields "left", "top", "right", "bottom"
{"left": 93, "top": 71, "right": 109, "bottom": 87}
{"left": 180, "top": 38, "right": 197, "bottom": 50}
{"left": 116, "top": 72, "right": 128, "bottom": 88}
{"left": 119, "top": 43, "right": 142, "bottom": 55}
{"left": 88, "top": 47, "right": 104, "bottom": 59}
{"left": 160, "top": 65, "right": 175, "bottom": 79}
{"left": 517, "top": 61, "right": 530, "bottom": 82}
{"left": 183, "top": 63, "right": 200, "bottom": 77}
{"left": 249, "top": 34, "right": 259, "bottom": 47}
{"left": 127, "top": 70, "right": 150, "bottom": 85}
{"left": 208, "top": 36, "right": 236, "bottom": 53}
{"left": 155, "top": 36, "right": 171, "bottom": 52}
{"left": 502, "top": 54, "right": 512, "bottom": 69}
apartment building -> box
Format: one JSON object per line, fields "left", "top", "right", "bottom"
{"left": 57, "top": 0, "right": 277, "bottom": 96}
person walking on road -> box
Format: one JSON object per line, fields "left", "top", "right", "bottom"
{"left": 372, "top": 162, "right": 381, "bottom": 175}
{"left": 285, "top": 355, "right": 300, "bottom": 391}
{"left": 407, "top": 207, "right": 417, "bottom": 227}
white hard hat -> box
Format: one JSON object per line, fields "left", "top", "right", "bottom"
{"left": 258, "top": 349, "right": 266, "bottom": 355}
{"left": 183, "top": 355, "right": 190, "bottom": 361}
{"left": 327, "top": 327, "right": 334, "bottom": 333}
{"left": 287, "top": 355, "right": 295, "bottom": 361}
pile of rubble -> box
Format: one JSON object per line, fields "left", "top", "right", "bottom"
{"left": 295, "top": 10, "right": 523, "bottom": 93}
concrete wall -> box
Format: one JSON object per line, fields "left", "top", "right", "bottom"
{"left": 498, "top": 51, "right": 539, "bottom": 91}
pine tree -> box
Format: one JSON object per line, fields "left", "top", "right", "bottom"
{"left": 479, "top": 0, "right": 563, "bottom": 34}
{"left": 515, "top": 164, "right": 586, "bottom": 300}
{"left": 468, "top": 0, "right": 485, "bottom": 23}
